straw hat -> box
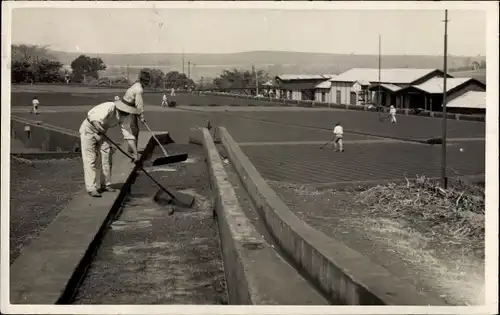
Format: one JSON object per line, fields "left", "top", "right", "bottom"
{"left": 114, "top": 98, "right": 140, "bottom": 115}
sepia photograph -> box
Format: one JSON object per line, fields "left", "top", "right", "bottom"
{"left": 1, "top": 1, "right": 498, "bottom": 314}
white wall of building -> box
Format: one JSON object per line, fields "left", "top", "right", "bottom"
{"left": 315, "top": 89, "right": 332, "bottom": 103}
{"left": 329, "top": 82, "right": 353, "bottom": 104}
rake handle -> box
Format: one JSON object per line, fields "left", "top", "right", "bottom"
{"left": 143, "top": 121, "right": 169, "bottom": 157}
{"left": 100, "top": 133, "right": 177, "bottom": 200}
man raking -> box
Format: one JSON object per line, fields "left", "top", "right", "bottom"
{"left": 79, "top": 99, "right": 141, "bottom": 198}
{"left": 161, "top": 93, "right": 168, "bottom": 107}
{"left": 389, "top": 105, "right": 397, "bottom": 124}
{"left": 333, "top": 122, "right": 344, "bottom": 152}
{"left": 120, "top": 71, "right": 151, "bottom": 154}
{"left": 31, "top": 96, "right": 40, "bottom": 115}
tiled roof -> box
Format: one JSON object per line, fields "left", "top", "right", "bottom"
{"left": 315, "top": 80, "right": 332, "bottom": 89}
{"left": 276, "top": 74, "right": 335, "bottom": 81}
{"left": 409, "top": 77, "right": 479, "bottom": 94}
{"left": 368, "top": 83, "right": 402, "bottom": 92}
{"left": 446, "top": 91, "right": 486, "bottom": 109}
{"left": 330, "top": 68, "right": 440, "bottom": 84}
{"left": 353, "top": 80, "right": 371, "bottom": 86}
{"left": 278, "top": 81, "right": 319, "bottom": 90}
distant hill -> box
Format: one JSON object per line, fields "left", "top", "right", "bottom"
{"left": 49, "top": 50, "right": 485, "bottom": 81}
{"left": 449, "top": 69, "right": 486, "bottom": 84}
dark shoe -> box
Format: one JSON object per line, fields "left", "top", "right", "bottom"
{"left": 88, "top": 190, "right": 102, "bottom": 198}
{"left": 100, "top": 186, "right": 118, "bottom": 193}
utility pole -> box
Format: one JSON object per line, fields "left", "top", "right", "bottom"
{"left": 188, "top": 61, "right": 191, "bottom": 79}
{"left": 377, "top": 34, "right": 381, "bottom": 108}
{"left": 441, "top": 9, "right": 449, "bottom": 189}
{"left": 252, "top": 65, "right": 259, "bottom": 96}
{"left": 182, "top": 49, "right": 185, "bottom": 75}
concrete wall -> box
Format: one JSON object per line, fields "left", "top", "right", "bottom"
{"left": 218, "top": 126, "right": 447, "bottom": 306}
{"left": 190, "top": 127, "right": 328, "bottom": 305}
{"left": 11, "top": 116, "right": 80, "bottom": 152}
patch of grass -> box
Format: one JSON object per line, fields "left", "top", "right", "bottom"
{"left": 355, "top": 175, "right": 484, "bottom": 247}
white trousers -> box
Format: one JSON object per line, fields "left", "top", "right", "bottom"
{"left": 128, "top": 115, "right": 139, "bottom": 152}
{"left": 79, "top": 120, "right": 113, "bottom": 192}
{"left": 161, "top": 100, "right": 168, "bottom": 107}
{"left": 334, "top": 136, "right": 343, "bottom": 151}
{"left": 390, "top": 114, "right": 397, "bottom": 123}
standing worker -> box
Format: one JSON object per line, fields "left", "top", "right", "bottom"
{"left": 78, "top": 99, "right": 141, "bottom": 197}
{"left": 121, "top": 71, "right": 151, "bottom": 153}
{"left": 389, "top": 105, "right": 397, "bottom": 124}
{"left": 161, "top": 93, "right": 168, "bottom": 107}
{"left": 333, "top": 122, "right": 344, "bottom": 152}
{"left": 170, "top": 87, "right": 175, "bottom": 96}
{"left": 31, "top": 96, "right": 40, "bottom": 114}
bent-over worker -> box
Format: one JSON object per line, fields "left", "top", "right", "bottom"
{"left": 79, "top": 99, "right": 140, "bottom": 198}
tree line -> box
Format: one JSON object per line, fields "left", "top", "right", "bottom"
{"left": 10, "top": 44, "right": 197, "bottom": 90}
{"left": 11, "top": 44, "right": 273, "bottom": 93}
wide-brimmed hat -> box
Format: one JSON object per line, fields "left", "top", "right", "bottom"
{"left": 114, "top": 98, "right": 140, "bottom": 115}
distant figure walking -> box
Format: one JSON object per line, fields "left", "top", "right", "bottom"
{"left": 170, "top": 88, "right": 176, "bottom": 96}
{"left": 389, "top": 105, "right": 397, "bottom": 124}
{"left": 161, "top": 94, "right": 168, "bottom": 107}
{"left": 31, "top": 97, "right": 39, "bottom": 114}
{"left": 333, "top": 122, "right": 344, "bottom": 152}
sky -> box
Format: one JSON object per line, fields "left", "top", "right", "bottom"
{"left": 10, "top": 7, "right": 486, "bottom": 56}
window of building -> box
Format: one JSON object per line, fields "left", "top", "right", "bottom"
{"left": 321, "top": 92, "right": 326, "bottom": 103}
{"left": 336, "top": 90, "right": 341, "bottom": 104}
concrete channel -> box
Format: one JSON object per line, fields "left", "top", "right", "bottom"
{"left": 9, "top": 116, "right": 446, "bottom": 306}
{"left": 9, "top": 117, "right": 329, "bottom": 305}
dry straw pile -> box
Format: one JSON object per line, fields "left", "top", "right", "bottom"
{"left": 356, "top": 175, "right": 485, "bottom": 242}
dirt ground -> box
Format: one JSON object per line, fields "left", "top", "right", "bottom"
{"left": 9, "top": 156, "right": 84, "bottom": 264}
{"left": 73, "top": 144, "right": 227, "bottom": 304}
{"left": 269, "top": 180, "right": 485, "bottom": 306}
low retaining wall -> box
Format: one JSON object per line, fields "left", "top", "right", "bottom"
{"left": 218, "top": 126, "right": 447, "bottom": 305}
{"left": 11, "top": 116, "right": 81, "bottom": 152}
{"left": 191, "top": 127, "right": 328, "bottom": 305}
{"left": 9, "top": 125, "right": 161, "bottom": 304}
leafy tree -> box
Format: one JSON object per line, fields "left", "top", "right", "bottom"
{"left": 11, "top": 44, "right": 64, "bottom": 83}
{"left": 212, "top": 67, "right": 270, "bottom": 94}
{"left": 139, "top": 68, "right": 166, "bottom": 89}
{"left": 70, "top": 55, "right": 107, "bottom": 83}
{"left": 164, "top": 71, "right": 195, "bottom": 90}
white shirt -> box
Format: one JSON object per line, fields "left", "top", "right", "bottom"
{"left": 390, "top": 108, "right": 396, "bottom": 115}
{"left": 333, "top": 125, "right": 343, "bottom": 136}
{"left": 32, "top": 99, "right": 39, "bottom": 106}
{"left": 162, "top": 94, "right": 167, "bottom": 101}
{"left": 122, "top": 82, "right": 145, "bottom": 117}
{"left": 82, "top": 102, "right": 135, "bottom": 140}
